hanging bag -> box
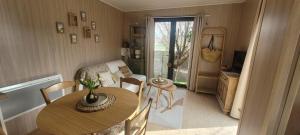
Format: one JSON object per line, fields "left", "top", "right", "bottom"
{"left": 201, "top": 35, "right": 222, "bottom": 63}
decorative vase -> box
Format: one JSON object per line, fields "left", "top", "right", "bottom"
{"left": 86, "top": 89, "right": 98, "bottom": 104}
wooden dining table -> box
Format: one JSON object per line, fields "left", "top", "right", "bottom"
{"left": 36, "top": 87, "right": 139, "bottom": 135}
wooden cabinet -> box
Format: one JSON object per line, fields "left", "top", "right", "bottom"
{"left": 127, "top": 25, "right": 146, "bottom": 75}
{"left": 216, "top": 71, "right": 240, "bottom": 113}
{"left": 128, "top": 58, "right": 145, "bottom": 75}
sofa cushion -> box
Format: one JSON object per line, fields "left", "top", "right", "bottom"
{"left": 99, "top": 71, "right": 115, "bottom": 87}
{"left": 106, "top": 60, "right": 127, "bottom": 73}
{"left": 77, "top": 63, "right": 109, "bottom": 81}
{"left": 119, "top": 66, "right": 133, "bottom": 78}
{"left": 111, "top": 71, "right": 124, "bottom": 82}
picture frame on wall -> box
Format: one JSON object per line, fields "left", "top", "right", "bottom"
{"left": 83, "top": 27, "right": 92, "bottom": 38}
{"left": 56, "top": 22, "right": 64, "bottom": 33}
{"left": 68, "top": 12, "right": 78, "bottom": 26}
{"left": 95, "top": 34, "right": 100, "bottom": 43}
{"left": 80, "top": 11, "right": 87, "bottom": 22}
{"left": 70, "top": 34, "right": 78, "bottom": 44}
{"left": 91, "top": 21, "right": 96, "bottom": 30}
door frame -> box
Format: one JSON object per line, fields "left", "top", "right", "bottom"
{"left": 154, "top": 17, "right": 194, "bottom": 86}
{"left": 276, "top": 42, "right": 300, "bottom": 134}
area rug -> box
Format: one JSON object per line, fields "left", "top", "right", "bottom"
{"left": 143, "top": 87, "right": 186, "bottom": 129}
{"left": 147, "top": 126, "right": 238, "bottom": 135}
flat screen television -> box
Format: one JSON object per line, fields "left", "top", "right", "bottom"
{"left": 232, "top": 50, "right": 246, "bottom": 73}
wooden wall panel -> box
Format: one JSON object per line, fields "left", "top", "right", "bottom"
{"left": 0, "top": 0, "right": 124, "bottom": 86}
{"left": 237, "top": 0, "right": 297, "bottom": 134}
{"left": 123, "top": 3, "right": 242, "bottom": 66}
{"left": 235, "top": 0, "right": 260, "bottom": 51}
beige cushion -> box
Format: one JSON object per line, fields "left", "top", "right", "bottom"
{"left": 77, "top": 63, "right": 109, "bottom": 81}
{"left": 99, "top": 72, "right": 115, "bottom": 87}
{"left": 112, "top": 71, "right": 125, "bottom": 82}
{"left": 119, "top": 66, "right": 133, "bottom": 78}
{"left": 106, "top": 60, "right": 127, "bottom": 73}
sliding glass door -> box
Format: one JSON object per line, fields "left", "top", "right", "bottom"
{"left": 153, "top": 17, "right": 194, "bottom": 87}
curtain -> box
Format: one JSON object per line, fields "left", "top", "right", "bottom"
{"left": 230, "top": 0, "right": 266, "bottom": 119}
{"left": 145, "top": 17, "right": 155, "bottom": 79}
{"left": 187, "top": 15, "right": 205, "bottom": 91}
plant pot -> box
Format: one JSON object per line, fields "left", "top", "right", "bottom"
{"left": 86, "top": 89, "right": 98, "bottom": 104}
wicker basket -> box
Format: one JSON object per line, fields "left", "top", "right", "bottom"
{"left": 201, "top": 48, "right": 222, "bottom": 63}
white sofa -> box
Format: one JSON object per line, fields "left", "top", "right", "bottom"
{"left": 76, "top": 60, "right": 147, "bottom": 93}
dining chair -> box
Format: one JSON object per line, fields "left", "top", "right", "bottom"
{"left": 92, "top": 98, "right": 153, "bottom": 135}
{"left": 124, "top": 98, "right": 152, "bottom": 135}
{"left": 120, "top": 77, "right": 144, "bottom": 112}
{"left": 40, "top": 81, "right": 79, "bottom": 105}
{"left": 0, "top": 128, "right": 5, "bottom": 135}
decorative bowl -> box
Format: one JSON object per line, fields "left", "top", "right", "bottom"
{"left": 80, "top": 93, "right": 108, "bottom": 107}
{"left": 152, "top": 78, "right": 167, "bottom": 85}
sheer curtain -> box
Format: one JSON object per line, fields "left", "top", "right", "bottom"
{"left": 187, "top": 15, "right": 205, "bottom": 91}
{"left": 230, "top": 0, "right": 266, "bottom": 119}
{"left": 145, "top": 17, "right": 155, "bottom": 79}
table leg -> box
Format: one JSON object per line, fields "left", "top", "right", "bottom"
{"left": 171, "top": 91, "right": 174, "bottom": 99}
{"left": 168, "top": 92, "right": 172, "bottom": 109}
{"left": 156, "top": 89, "right": 161, "bottom": 109}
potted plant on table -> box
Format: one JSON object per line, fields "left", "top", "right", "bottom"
{"left": 80, "top": 76, "right": 100, "bottom": 104}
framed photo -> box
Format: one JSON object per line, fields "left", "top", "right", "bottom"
{"left": 94, "top": 34, "right": 100, "bottom": 43}
{"left": 70, "top": 34, "right": 78, "bottom": 44}
{"left": 83, "top": 27, "right": 92, "bottom": 38}
{"left": 68, "top": 12, "right": 78, "bottom": 26}
{"left": 56, "top": 22, "right": 64, "bottom": 33}
{"left": 80, "top": 11, "right": 87, "bottom": 22}
{"left": 91, "top": 21, "right": 96, "bottom": 30}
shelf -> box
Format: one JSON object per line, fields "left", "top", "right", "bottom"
{"left": 132, "top": 34, "right": 145, "bottom": 38}
{"left": 129, "top": 58, "right": 145, "bottom": 61}
{"left": 198, "top": 72, "right": 219, "bottom": 77}
{"left": 222, "top": 71, "right": 240, "bottom": 78}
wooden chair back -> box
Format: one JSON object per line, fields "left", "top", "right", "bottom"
{"left": 40, "top": 81, "right": 78, "bottom": 105}
{"left": 120, "top": 77, "right": 144, "bottom": 112}
{"left": 120, "top": 77, "right": 144, "bottom": 94}
{"left": 125, "top": 98, "right": 152, "bottom": 135}
{"left": 0, "top": 128, "right": 5, "bottom": 135}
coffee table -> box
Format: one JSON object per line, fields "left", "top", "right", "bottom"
{"left": 147, "top": 78, "right": 176, "bottom": 109}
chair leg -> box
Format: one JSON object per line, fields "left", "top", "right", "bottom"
{"left": 146, "top": 86, "right": 152, "bottom": 97}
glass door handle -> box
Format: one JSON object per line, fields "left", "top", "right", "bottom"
{"left": 167, "top": 63, "right": 173, "bottom": 68}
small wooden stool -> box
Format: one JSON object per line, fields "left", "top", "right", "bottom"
{"left": 163, "top": 85, "right": 176, "bottom": 109}
{"left": 154, "top": 85, "right": 176, "bottom": 109}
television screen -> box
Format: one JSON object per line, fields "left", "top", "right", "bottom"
{"left": 232, "top": 51, "right": 246, "bottom": 73}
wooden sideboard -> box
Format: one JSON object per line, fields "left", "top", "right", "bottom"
{"left": 216, "top": 71, "right": 240, "bottom": 113}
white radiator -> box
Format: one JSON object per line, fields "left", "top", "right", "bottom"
{"left": 0, "top": 74, "right": 63, "bottom": 135}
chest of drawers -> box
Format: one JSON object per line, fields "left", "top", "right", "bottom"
{"left": 216, "top": 71, "right": 240, "bottom": 113}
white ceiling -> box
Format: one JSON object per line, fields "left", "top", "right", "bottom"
{"left": 100, "top": 0, "right": 246, "bottom": 12}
